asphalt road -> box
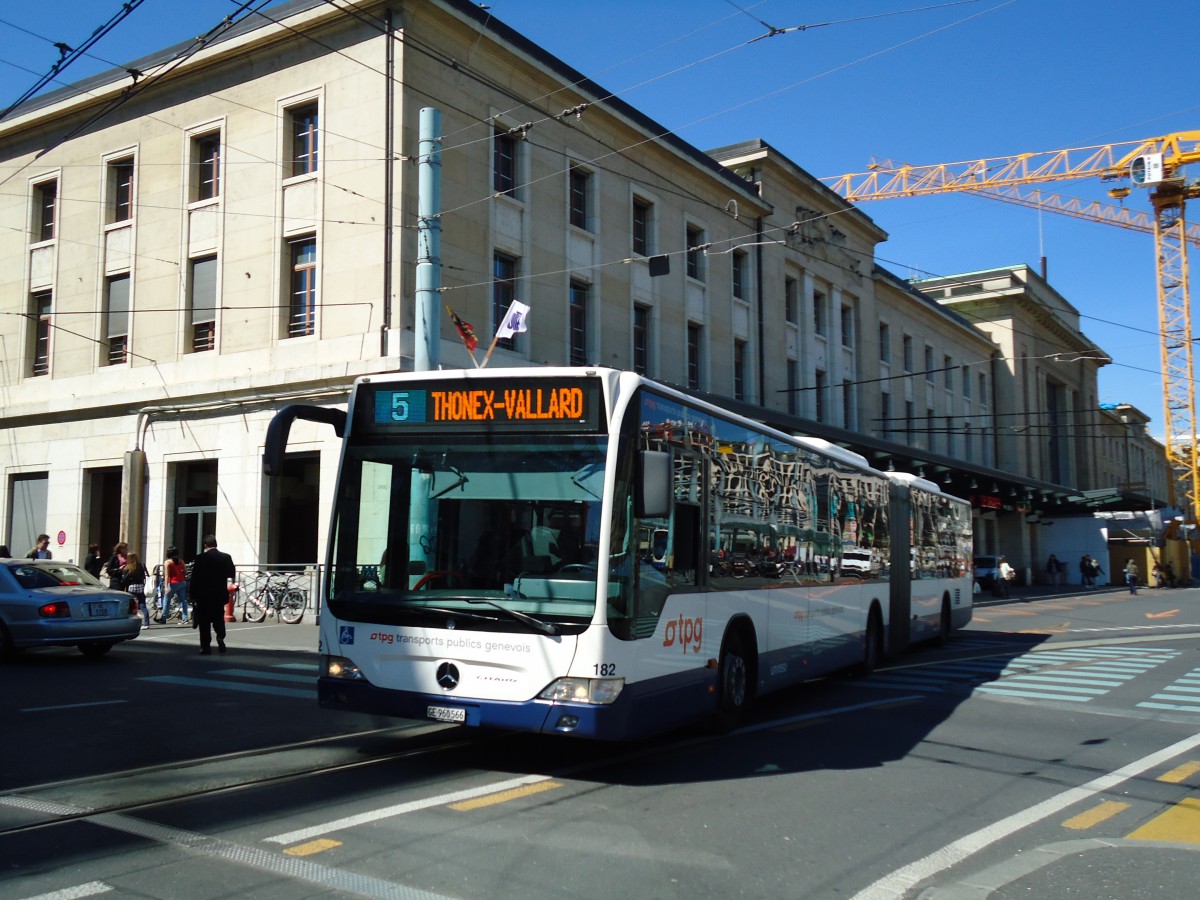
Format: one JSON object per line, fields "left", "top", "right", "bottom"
{"left": 4, "top": 587, "right": 1200, "bottom": 899}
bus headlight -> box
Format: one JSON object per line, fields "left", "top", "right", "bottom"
{"left": 323, "top": 655, "right": 366, "bottom": 681}
{"left": 538, "top": 677, "right": 624, "bottom": 705}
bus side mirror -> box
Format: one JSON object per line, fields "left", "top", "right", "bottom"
{"left": 263, "top": 405, "right": 347, "bottom": 476}
{"left": 636, "top": 450, "right": 673, "bottom": 519}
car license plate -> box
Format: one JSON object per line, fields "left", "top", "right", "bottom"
{"left": 86, "top": 601, "right": 117, "bottom": 618}
{"left": 427, "top": 705, "right": 466, "bottom": 723}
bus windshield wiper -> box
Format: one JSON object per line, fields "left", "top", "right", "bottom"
{"left": 465, "top": 598, "right": 559, "bottom": 636}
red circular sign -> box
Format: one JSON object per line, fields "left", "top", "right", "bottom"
{"left": 57, "top": 531, "right": 66, "bottom": 545}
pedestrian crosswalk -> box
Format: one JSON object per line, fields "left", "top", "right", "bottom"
{"left": 1137, "top": 666, "right": 1200, "bottom": 715}
{"left": 861, "top": 646, "right": 1181, "bottom": 705}
{"left": 139, "top": 662, "right": 317, "bottom": 699}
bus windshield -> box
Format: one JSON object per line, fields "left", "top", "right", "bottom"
{"left": 327, "top": 432, "right": 606, "bottom": 630}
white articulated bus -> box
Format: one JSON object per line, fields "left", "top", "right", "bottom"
{"left": 264, "top": 367, "right": 972, "bottom": 740}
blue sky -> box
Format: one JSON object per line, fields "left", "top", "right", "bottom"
{"left": 3, "top": 0, "right": 1197, "bottom": 438}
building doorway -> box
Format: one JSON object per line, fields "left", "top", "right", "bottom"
{"left": 266, "top": 452, "right": 319, "bottom": 567}
{"left": 171, "top": 461, "right": 218, "bottom": 562}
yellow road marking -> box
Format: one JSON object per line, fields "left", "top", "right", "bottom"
{"left": 1126, "top": 798, "right": 1200, "bottom": 844}
{"left": 449, "top": 780, "right": 562, "bottom": 811}
{"left": 1062, "top": 800, "right": 1129, "bottom": 830}
{"left": 1159, "top": 761, "right": 1200, "bottom": 784}
{"left": 283, "top": 838, "right": 342, "bottom": 856}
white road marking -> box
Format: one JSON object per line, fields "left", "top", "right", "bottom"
{"left": 850, "top": 729, "right": 1200, "bottom": 899}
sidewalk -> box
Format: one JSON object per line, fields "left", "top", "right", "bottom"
{"left": 135, "top": 612, "right": 320, "bottom": 654}
{"left": 977, "top": 580, "right": 1173, "bottom": 605}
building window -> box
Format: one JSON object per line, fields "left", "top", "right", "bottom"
{"left": 814, "top": 369, "right": 826, "bottom": 422}
{"left": 289, "top": 103, "right": 319, "bottom": 177}
{"left": 493, "top": 128, "right": 516, "bottom": 196}
{"left": 108, "top": 158, "right": 134, "bottom": 224}
{"left": 493, "top": 253, "right": 518, "bottom": 351}
{"left": 33, "top": 179, "right": 57, "bottom": 242}
{"left": 734, "top": 339, "right": 746, "bottom": 400}
{"left": 193, "top": 132, "right": 220, "bottom": 201}
{"left": 978, "top": 373, "right": 988, "bottom": 404}
{"left": 105, "top": 274, "right": 130, "bottom": 365}
{"left": 843, "top": 379, "right": 853, "bottom": 429}
{"left": 786, "top": 359, "right": 798, "bottom": 415}
{"left": 633, "top": 304, "right": 650, "bottom": 375}
{"left": 840, "top": 304, "right": 854, "bottom": 348}
{"left": 813, "top": 289, "right": 827, "bottom": 336}
{"left": 784, "top": 277, "right": 797, "bottom": 324}
{"left": 686, "top": 225, "right": 705, "bottom": 281}
{"left": 190, "top": 255, "right": 217, "bottom": 352}
{"left": 686, "top": 322, "right": 702, "bottom": 388}
{"left": 287, "top": 236, "right": 317, "bottom": 337}
{"left": 946, "top": 416, "right": 956, "bottom": 456}
{"left": 732, "top": 250, "right": 748, "bottom": 301}
{"left": 632, "top": 197, "right": 651, "bottom": 256}
{"left": 569, "top": 280, "right": 589, "bottom": 366}
{"left": 880, "top": 391, "right": 891, "bottom": 439}
{"left": 905, "top": 401, "right": 915, "bottom": 444}
{"left": 902, "top": 335, "right": 914, "bottom": 371}
{"left": 569, "top": 165, "right": 590, "bottom": 230}
{"left": 30, "top": 291, "right": 51, "bottom": 376}
{"left": 924, "top": 346, "right": 935, "bottom": 382}
{"left": 879, "top": 322, "right": 890, "bottom": 363}
{"left": 963, "top": 365, "right": 972, "bottom": 399}
{"left": 944, "top": 355, "right": 954, "bottom": 389}
{"left": 926, "top": 407, "right": 935, "bottom": 452}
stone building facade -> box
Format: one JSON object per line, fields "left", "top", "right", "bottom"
{"left": 0, "top": 0, "right": 1168, "bottom": 572}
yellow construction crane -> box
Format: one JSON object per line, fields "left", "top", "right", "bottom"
{"left": 824, "top": 131, "right": 1200, "bottom": 513}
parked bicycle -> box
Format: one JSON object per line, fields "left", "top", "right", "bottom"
{"left": 240, "top": 571, "right": 308, "bottom": 624}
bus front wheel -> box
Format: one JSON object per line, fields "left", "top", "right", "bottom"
{"left": 714, "top": 631, "right": 751, "bottom": 732}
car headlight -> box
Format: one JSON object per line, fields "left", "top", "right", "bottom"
{"left": 538, "top": 677, "right": 624, "bottom": 705}
{"left": 323, "top": 655, "right": 366, "bottom": 681}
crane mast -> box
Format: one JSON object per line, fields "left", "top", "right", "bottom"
{"left": 824, "top": 132, "right": 1200, "bottom": 514}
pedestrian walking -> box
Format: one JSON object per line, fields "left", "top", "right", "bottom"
{"left": 996, "top": 556, "right": 1015, "bottom": 598}
{"left": 120, "top": 552, "right": 151, "bottom": 627}
{"left": 1124, "top": 560, "right": 1139, "bottom": 595}
{"left": 158, "top": 546, "right": 190, "bottom": 624}
{"left": 27, "top": 534, "right": 52, "bottom": 559}
{"left": 84, "top": 543, "right": 104, "bottom": 579}
{"left": 1089, "top": 556, "right": 1105, "bottom": 587}
{"left": 1079, "top": 555, "right": 1093, "bottom": 589}
{"left": 103, "top": 541, "right": 129, "bottom": 589}
{"left": 189, "top": 534, "right": 235, "bottom": 655}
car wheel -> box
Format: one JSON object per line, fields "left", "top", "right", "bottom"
{"left": 78, "top": 641, "right": 114, "bottom": 658}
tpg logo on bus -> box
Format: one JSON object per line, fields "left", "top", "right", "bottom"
{"left": 662, "top": 614, "right": 703, "bottom": 654}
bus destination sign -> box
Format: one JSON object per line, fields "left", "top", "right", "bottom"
{"left": 369, "top": 378, "right": 603, "bottom": 432}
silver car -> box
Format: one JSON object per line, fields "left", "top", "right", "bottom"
{"left": 0, "top": 559, "right": 142, "bottom": 660}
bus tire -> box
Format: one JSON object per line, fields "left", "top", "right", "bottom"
{"left": 714, "top": 630, "right": 752, "bottom": 732}
{"left": 934, "top": 596, "right": 952, "bottom": 646}
{"left": 856, "top": 608, "right": 882, "bottom": 676}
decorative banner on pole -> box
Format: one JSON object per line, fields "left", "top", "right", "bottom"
{"left": 445, "top": 305, "right": 479, "bottom": 367}
{"left": 481, "top": 300, "right": 531, "bottom": 367}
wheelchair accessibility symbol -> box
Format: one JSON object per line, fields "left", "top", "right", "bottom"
{"left": 339, "top": 625, "right": 355, "bottom": 645}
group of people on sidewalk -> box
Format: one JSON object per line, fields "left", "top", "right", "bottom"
{"left": 89, "top": 535, "right": 236, "bottom": 656}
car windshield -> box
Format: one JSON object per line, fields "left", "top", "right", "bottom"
{"left": 327, "top": 432, "right": 606, "bottom": 629}
{"left": 7, "top": 562, "right": 103, "bottom": 589}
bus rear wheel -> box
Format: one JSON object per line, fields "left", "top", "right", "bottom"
{"left": 856, "top": 610, "right": 882, "bottom": 675}
{"left": 714, "top": 632, "right": 751, "bottom": 732}
{"left": 934, "top": 597, "right": 952, "bottom": 646}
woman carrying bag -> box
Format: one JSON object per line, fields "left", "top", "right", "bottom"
{"left": 121, "top": 552, "right": 151, "bottom": 627}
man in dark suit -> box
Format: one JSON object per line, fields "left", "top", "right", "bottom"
{"left": 189, "top": 534, "right": 236, "bottom": 655}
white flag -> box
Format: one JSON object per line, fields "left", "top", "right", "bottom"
{"left": 495, "top": 300, "right": 530, "bottom": 340}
